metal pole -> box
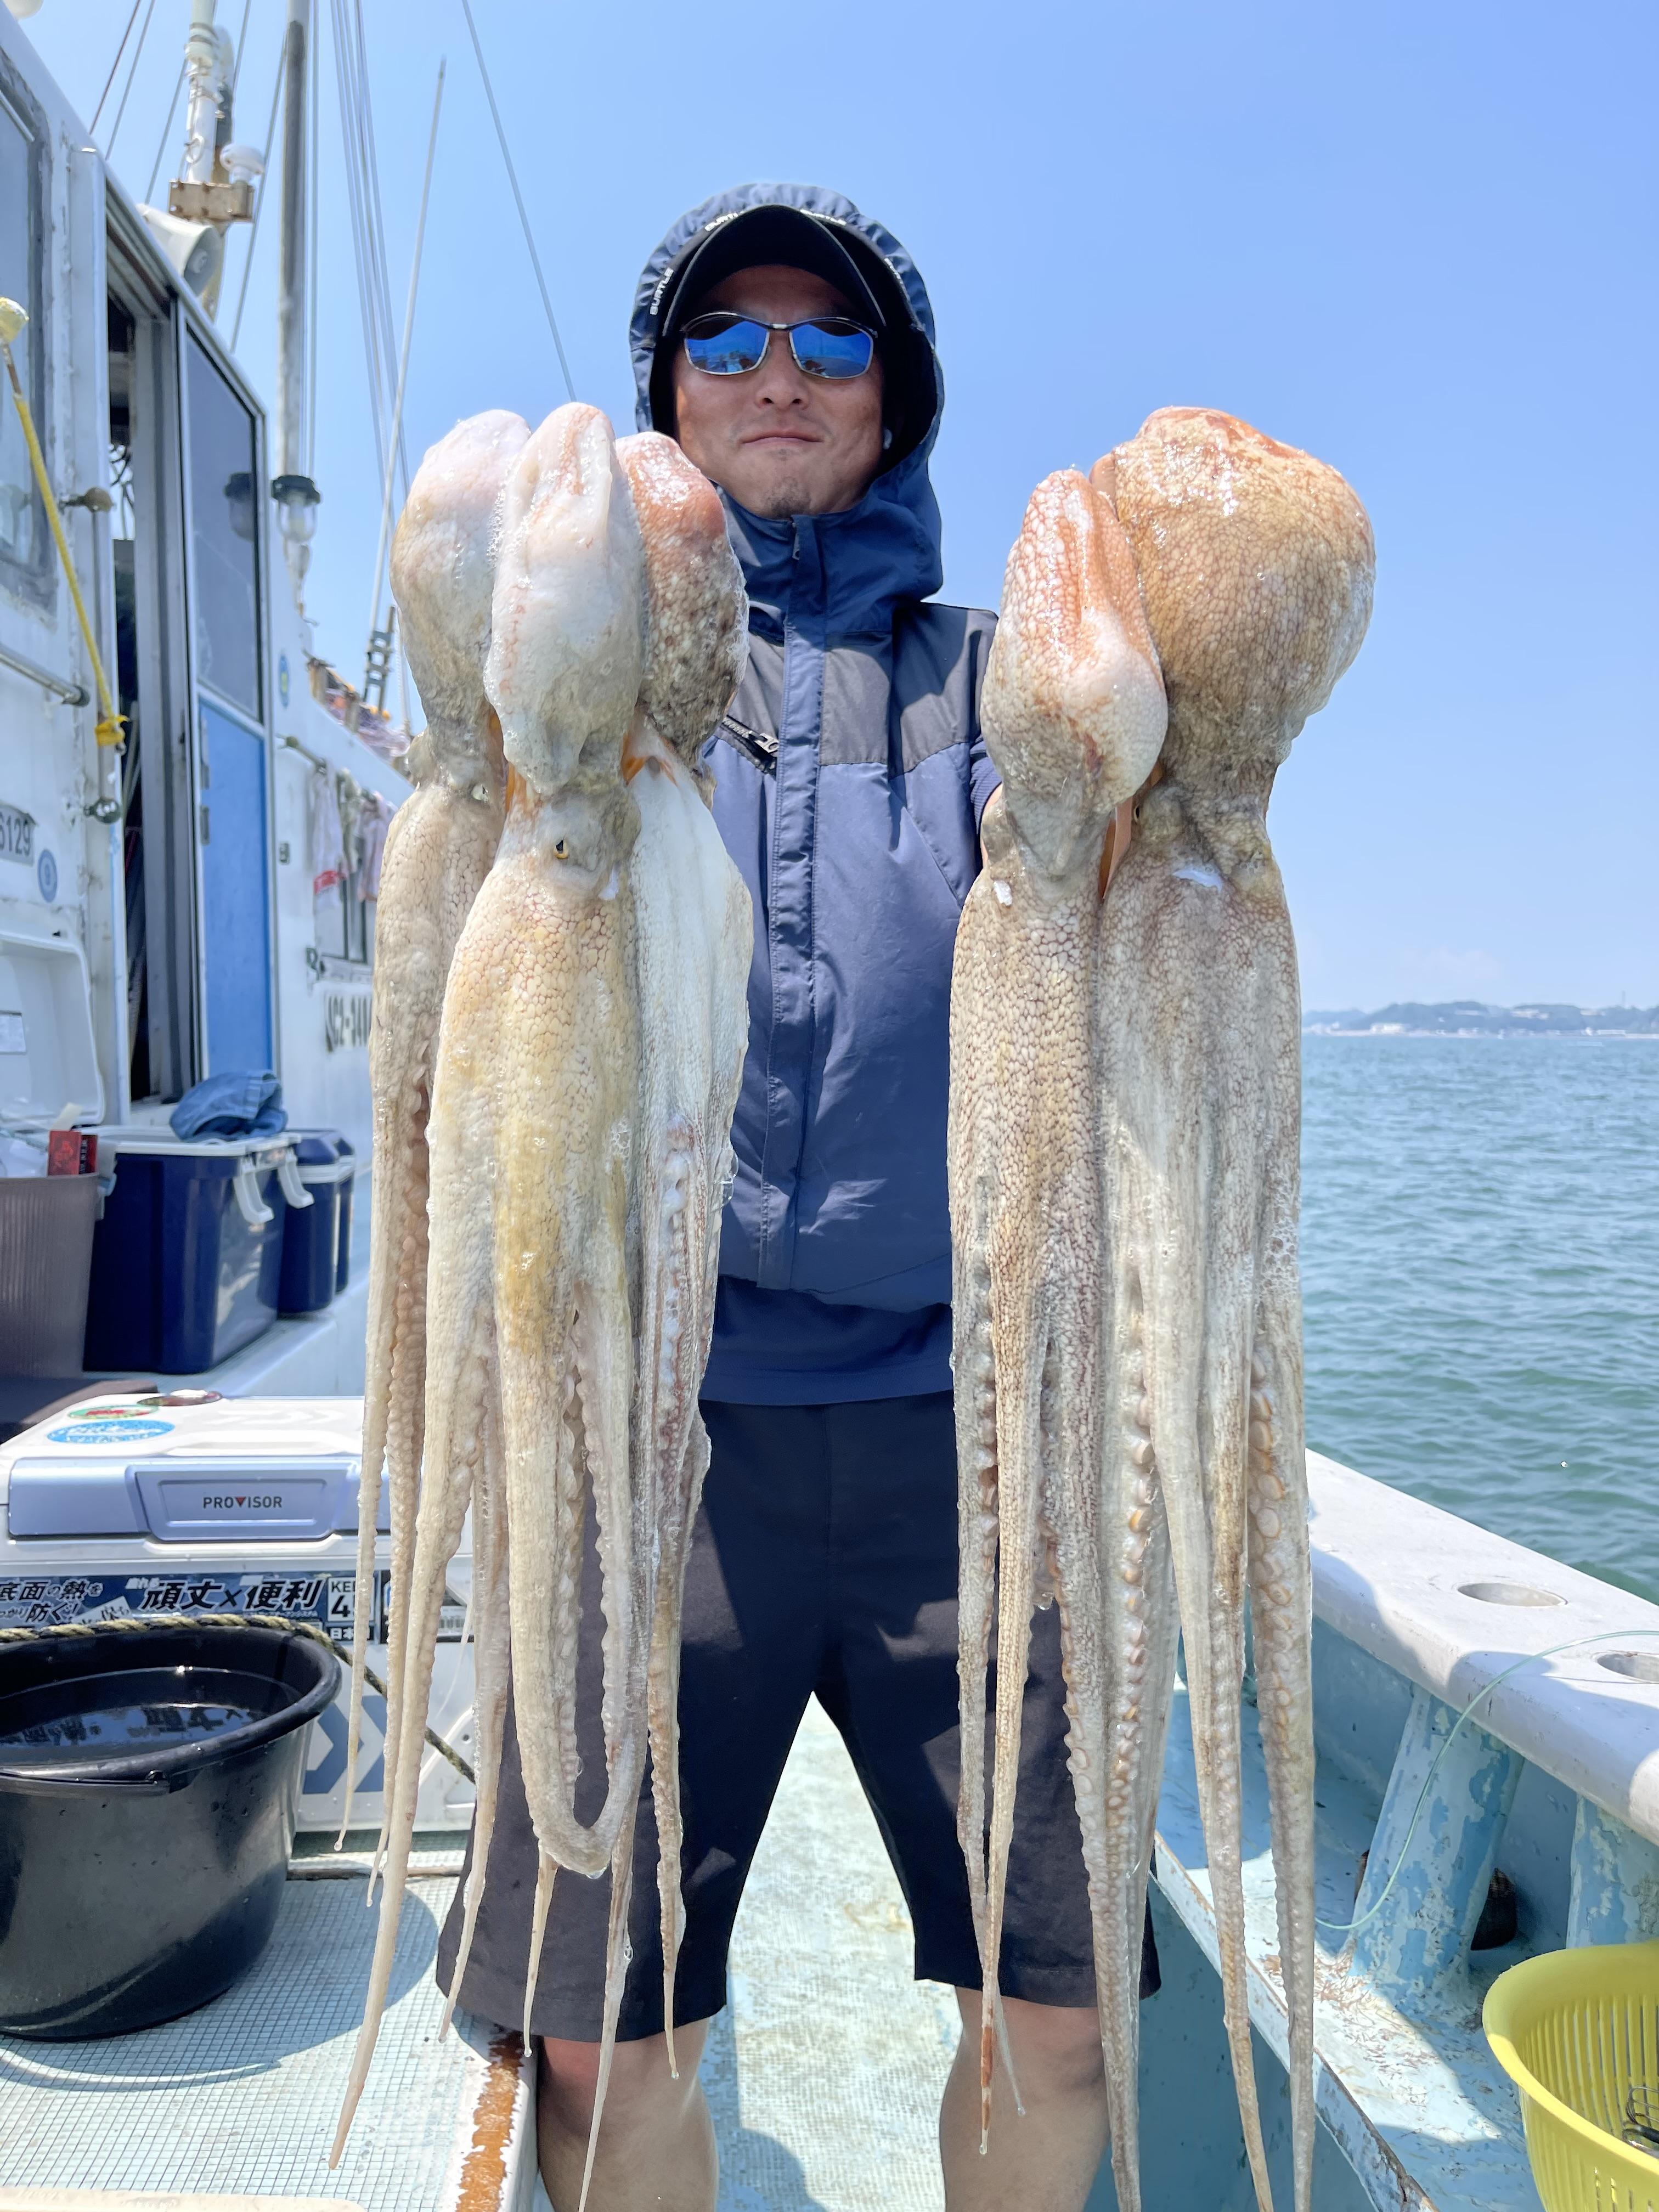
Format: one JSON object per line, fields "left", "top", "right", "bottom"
{"left": 181, "top": 0, "right": 221, "bottom": 184}
{"left": 276, "top": 1, "right": 308, "bottom": 487}
{"left": 273, "top": 0, "right": 317, "bottom": 613}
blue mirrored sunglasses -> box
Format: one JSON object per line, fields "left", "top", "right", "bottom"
{"left": 680, "top": 312, "right": 877, "bottom": 382}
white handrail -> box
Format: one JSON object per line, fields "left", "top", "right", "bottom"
{"left": 0, "top": 639, "right": 89, "bottom": 708}
{"left": 1308, "top": 1452, "right": 1659, "bottom": 1845}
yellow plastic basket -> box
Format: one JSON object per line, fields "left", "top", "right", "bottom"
{"left": 1484, "top": 1943, "right": 1659, "bottom": 2212}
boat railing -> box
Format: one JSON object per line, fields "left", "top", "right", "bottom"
{"left": 1148, "top": 1452, "right": 1659, "bottom": 2212}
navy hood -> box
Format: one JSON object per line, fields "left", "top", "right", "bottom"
{"left": 630, "top": 183, "right": 945, "bottom": 636}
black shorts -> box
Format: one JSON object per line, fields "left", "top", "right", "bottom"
{"left": 437, "top": 1391, "right": 1157, "bottom": 2040}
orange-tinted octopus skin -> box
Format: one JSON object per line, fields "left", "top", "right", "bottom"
{"left": 345, "top": 409, "right": 529, "bottom": 1855}
{"left": 332, "top": 409, "right": 750, "bottom": 2211}
{"left": 952, "top": 413, "right": 1372, "bottom": 2212}
{"left": 950, "top": 467, "right": 1167, "bottom": 2197}
{"left": 1097, "top": 408, "right": 1372, "bottom": 2212}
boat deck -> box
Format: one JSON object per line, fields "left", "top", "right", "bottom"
{"left": 0, "top": 1876, "right": 526, "bottom": 2212}
{"left": 0, "top": 1705, "right": 962, "bottom": 2212}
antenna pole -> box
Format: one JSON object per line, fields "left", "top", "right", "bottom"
{"left": 273, "top": 0, "right": 320, "bottom": 618}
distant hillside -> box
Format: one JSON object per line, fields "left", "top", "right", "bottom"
{"left": 1304, "top": 1001, "right": 1659, "bottom": 1037}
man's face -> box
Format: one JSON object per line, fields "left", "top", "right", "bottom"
{"left": 670, "top": 265, "right": 885, "bottom": 519}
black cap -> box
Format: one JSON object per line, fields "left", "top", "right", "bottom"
{"left": 647, "top": 202, "right": 936, "bottom": 464}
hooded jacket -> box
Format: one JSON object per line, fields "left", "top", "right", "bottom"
{"left": 631, "top": 184, "right": 998, "bottom": 1402}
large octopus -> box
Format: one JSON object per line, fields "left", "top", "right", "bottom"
{"left": 332, "top": 405, "right": 751, "bottom": 2190}
{"left": 343, "top": 408, "right": 529, "bottom": 1849}
{"left": 952, "top": 409, "right": 1373, "bottom": 2212}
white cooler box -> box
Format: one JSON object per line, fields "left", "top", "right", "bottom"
{"left": 0, "top": 1391, "right": 476, "bottom": 1837}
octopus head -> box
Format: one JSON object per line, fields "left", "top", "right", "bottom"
{"left": 616, "top": 432, "right": 748, "bottom": 766}
{"left": 1110, "top": 408, "right": 1375, "bottom": 788}
{"left": 391, "top": 408, "right": 532, "bottom": 784}
{"left": 981, "top": 469, "right": 1167, "bottom": 885}
{"left": 486, "top": 404, "right": 646, "bottom": 802}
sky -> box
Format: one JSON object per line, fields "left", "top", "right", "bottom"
{"left": 20, "top": 0, "right": 1658, "bottom": 1009}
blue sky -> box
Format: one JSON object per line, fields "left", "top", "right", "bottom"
{"left": 23, "top": 0, "right": 1657, "bottom": 1008}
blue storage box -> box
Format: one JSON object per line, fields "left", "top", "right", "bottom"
{"left": 278, "top": 1130, "right": 356, "bottom": 1316}
{"left": 83, "top": 1130, "right": 308, "bottom": 1373}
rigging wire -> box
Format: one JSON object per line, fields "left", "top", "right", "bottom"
{"left": 230, "top": 47, "right": 286, "bottom": 352}
{"left": 105, "top": 0, "right": 159, "bottom": 165}
{"left": 229, "top": 0, "right": 252, "bottom": 96}
{"left": 348, "top": 0, "right": 409, "bottom": 496}
{"left": 144, "top": 63, "right": 185, "bottom": 205}
{"left": 329, "top": 2, "right": 383, "bottom": 486}
{"left": 367, "top": 63, "right": 444, "bottom": 663}
{"left": 458, "top": 0, "right": 577, "bottom": 403}
{"left": 89, "top": 0, "right": 145, "bottom": 140}
{"left": 330, "top": 0, "right": 403, "bottom": 500}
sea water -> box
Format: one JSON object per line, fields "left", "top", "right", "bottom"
{"left": 1302, "top": 1035, "right": 1659, "bottom": 1605}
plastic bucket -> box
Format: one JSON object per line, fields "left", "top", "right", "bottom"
{"left": 1484, "top": 1941, "right": 1659, "bottom": 2211}
{"left": 0, "top": 1176, "right": 99, "bottom": 1376}
{"left": 0, "top": 1620, "right": 339, "bottom": 2036}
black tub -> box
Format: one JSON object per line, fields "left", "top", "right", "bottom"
{"left": 0, "top": 1621, "right": 339, "bottom": 2038}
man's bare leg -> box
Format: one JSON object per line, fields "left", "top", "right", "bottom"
{"left": 539, "top": 2022, "right": 715, "bottom": 2212}
{"left": 940, "top": 1991, "right": 1109, "bottom": 2212}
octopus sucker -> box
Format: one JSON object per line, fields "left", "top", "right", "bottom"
{"left": 948, "top": 467, "right": 1167, "bottom": 2184}
{"left": 333, "top": 404, "right": 750, "bottom": 2175}
{"left": 344, "top": 410, "right": 529, "bottom": 1852}
{"left": 1097, "top": 407, "right": 1374, "bottom": 2212}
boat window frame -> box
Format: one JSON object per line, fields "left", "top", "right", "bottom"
{"left": 105, "top": 229, "right": 198, "bottom": 1104}
{"left": 0, "top": 48, "right": 54, "bottom": 614}
{"left": 176, "top": 335, "right": 279, "bottom": 1085}
{"left": 180, "top": 328, "right": 265, "bottom": 725}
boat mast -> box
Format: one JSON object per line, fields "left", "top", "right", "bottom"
{"left": 272, "top": 0, "right": 320, "bottom": 623}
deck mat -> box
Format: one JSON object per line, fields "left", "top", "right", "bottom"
{"left": 0, "top": 1876, "right": 471, "bottom": 2210}
{"left": 707, "top": 1700, "right": 960, "bottom": 2212}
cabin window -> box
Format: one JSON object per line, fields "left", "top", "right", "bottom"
{"left": 309, "top": 769, "right": 377, "bottom": 968}
{"left": 184, "top": 334, "right": 262, "bottom": 718}
{"left": 0, "top": 64, "right": 50, "bottom": 607}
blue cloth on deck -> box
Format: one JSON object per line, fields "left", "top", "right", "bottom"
{"left": 169, "top": 1071, "right": 287, "bottom": 1141}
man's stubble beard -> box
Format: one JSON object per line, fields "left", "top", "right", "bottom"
{"left": 751, "top": 470, "right": 818, "bottom": 520}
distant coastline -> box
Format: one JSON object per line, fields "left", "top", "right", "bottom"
{"left": 1304, "top": 1000, "right": 1659, "bottom": 1038}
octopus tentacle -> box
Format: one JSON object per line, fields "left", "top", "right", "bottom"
{"left": 344, "top": 411, "right": 528, "bottom": 1848}
{"left": 951, "top": 1244, "right": 997, "bottom": 1973}
{"left": 977, "top": 1289, "right": 1048, "bottom": 2139}
{"left": 440, "top": 1380, "right": 509, "bottom": 2034}
{"left": 1099, "top": 406, "right": 1374, "bottom": 2212}
{"left": 336, "top": 404, "right": 750, "bottom": 2180}
{"left": 331, "top": 1244, "right": 496, "bottom": 2162}
{"left": 1124, "top": 1014, "right": 1272, "bottom": 2208}
{"left": 950, "top": 466, "right": 1167, "bottom": 2157}
{"left": 1249, "top": 1266, "right": 1316, "bottom": 2210}
{"left": 578, "top": 1806, "right": 641, "bottom": 2212}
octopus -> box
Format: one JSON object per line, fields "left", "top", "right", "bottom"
{"left": 342, "top": 408, "right": 529, "bottom": 1852}
{"left": 952, "top": 408, "right": 1373, "bottom": 2212}
{"left": 331, "top": 404, "right": 752, "bottom": 2191}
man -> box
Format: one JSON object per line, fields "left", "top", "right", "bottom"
{"left": 438, "top": 183, "right": 1150, "bottom": 2212}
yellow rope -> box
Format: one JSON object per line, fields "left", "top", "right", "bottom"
{"left": 0, "top": 296, "right": 126, "bottom": 747}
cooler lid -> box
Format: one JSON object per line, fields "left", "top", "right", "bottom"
{"left": 88, "top": 1124, "right": 295, "bottom": 1163}
{"left": 292, "top": 1128, "right": 354, "bottom": 1167}
{"left": 0, "top": 929, "right": 104, "bottom": 1130}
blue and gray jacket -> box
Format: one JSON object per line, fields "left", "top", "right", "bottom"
{"left": 631, "top": 184, "right": 998, "bottom": 1403}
